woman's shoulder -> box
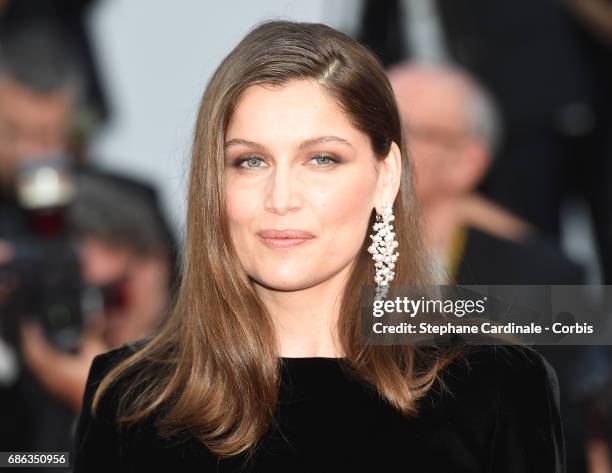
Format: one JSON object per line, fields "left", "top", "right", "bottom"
{"left": 88, "top": 340, "right": 146, "bottom": 381}
{"left": 462, "top": 344, "right": 564, "bottom": 471}
{"left": 74, "top": 340, "right": 151, "bottom": 472}
{"left": 423, "top": 342, "right": 561, "bottom": 415}
{"left": 81, "top": 338, "right": 153, "bottom": 425}
{"left": 441, "top": 342, "right": 557, "bottom": 382}
{"left": 419, "top": 343, "right": 564, "bottom": 471}
{"left": 87, "top": 340, "right": 147, "bottom": 395}
{"left": 463, "top": 342, "right": 554, "bottom": 370}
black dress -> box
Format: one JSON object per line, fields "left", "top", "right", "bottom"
{"left": 73, "top": 343, "right": 565, "bottom": 472}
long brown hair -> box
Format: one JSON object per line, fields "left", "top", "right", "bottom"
{"left": 91, "top": 19, "right": 468, "bottom": 457}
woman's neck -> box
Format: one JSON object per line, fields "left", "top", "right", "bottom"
{"left": 253, "top": 263, "right": 352, "bottom": 358}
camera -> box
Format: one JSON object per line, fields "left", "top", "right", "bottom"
{"left": 1, "top": 156, "right": 104, "bottom": 352}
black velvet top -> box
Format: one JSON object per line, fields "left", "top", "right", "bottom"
{"left": 73, "top": 343, "right": 565, "bottom": 472}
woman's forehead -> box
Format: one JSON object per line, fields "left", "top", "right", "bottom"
{"left": 225, "top": 79, "right": 368, "bottom": 151}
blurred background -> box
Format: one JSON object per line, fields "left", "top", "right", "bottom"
{"left": 0, "top": 0, "right": 610, "bottom": 472}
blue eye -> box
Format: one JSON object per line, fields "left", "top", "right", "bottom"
{"left": 233, "top": 154, "right": 339, "bottom": 169}
{"left": 311, "top": 154, "right": 337, "bottom": 166}
{"left": 238, "top": 156, "right": 264, "bottom": 168}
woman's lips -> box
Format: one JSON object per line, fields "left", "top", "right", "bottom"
{"left": 257, "top": 229, "right": 315, "bottom": 249}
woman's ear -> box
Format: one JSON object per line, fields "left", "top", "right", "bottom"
{"left": 374, "top": 141, "right": 402, "bottom": 214}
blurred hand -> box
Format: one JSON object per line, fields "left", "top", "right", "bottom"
{"left": 563, "top": 0, "right": 612, "bottom": 46}
{"left": 0, "top": 240, "right": 16, "bottom": 305}
{"left": 19, "top": 313, "right": 110, "bottom": 413}
{"left": 79, "top": 237, "right": 171, "bottom": 347}
{"left": 0, "top": 240, "right": 14, "bottom": 264}
{"left": 587, "top": 438, "right": 612, "bottom": 473}
{"left": 19, "top": 237, "right": 171, "bottom": 411}
{"left": 104, "top": 255, "right": 170, "bottom": 347}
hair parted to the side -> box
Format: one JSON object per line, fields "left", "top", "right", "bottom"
{"left": 90, "top": 19, "right": 469, "bottom": 458}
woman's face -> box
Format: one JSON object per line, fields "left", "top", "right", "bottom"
{"left": 224, "top": 79, "right": 385, "bottom": 291}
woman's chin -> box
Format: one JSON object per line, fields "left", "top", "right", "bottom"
{"left": 252, "top": 273, "right": 319, "bottom": 292}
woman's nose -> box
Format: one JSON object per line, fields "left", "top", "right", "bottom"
{"left": 264, "top": 164, "right": 301, "bottom": 216}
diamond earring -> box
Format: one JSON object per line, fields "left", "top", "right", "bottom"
{"left": 367, "top": 202, "right": 399, "bottom": 301}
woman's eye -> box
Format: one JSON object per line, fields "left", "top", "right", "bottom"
{"left": 238, "top": 156, "right": 264, "bottom": 168}
{"left": 233, "top": 154, "right": 338, "bottom": 169}
{"left": 310, "top": 154, "right": 337, "bottom": 166}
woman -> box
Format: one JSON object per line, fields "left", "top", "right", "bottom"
{"left": 73, "top": 20, "right": 564, "bottom": 472}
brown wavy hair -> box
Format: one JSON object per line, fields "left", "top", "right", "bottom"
{"left": 91, "top": 19, "right": 468, "bottom": 458}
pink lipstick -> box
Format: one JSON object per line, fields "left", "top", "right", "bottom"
{"left": 257, "top": 229, "right": 315, "bottom": 249}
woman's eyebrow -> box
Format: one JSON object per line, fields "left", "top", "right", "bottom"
{"left": 224, "top": 135, "right": 355, "bottom": 151}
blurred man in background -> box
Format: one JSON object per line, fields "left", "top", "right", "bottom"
{"left": 389, "top": 61, "right": 598, "bottom": 473}
{"left": 388, "top": 62, "right": 585, "bottom": 285}
{"left": 0, "top": 21, "right": 178, "bottom": 470}
{"left": 0, "top": 27, "right": 77, "bottom": 192}
{"left": 358, "top": 0, "right": 612, "bottom": 286}
{"left": 19, "top": 169, "right": 178, "bottom": 411}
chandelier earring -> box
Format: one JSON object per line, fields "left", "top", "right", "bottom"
{"left": 367, "top": 201, "right": 399, "bottom": 302}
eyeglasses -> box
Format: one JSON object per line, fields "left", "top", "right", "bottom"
{"left": 406, "top": 123, "right": 473, "bottom": 150}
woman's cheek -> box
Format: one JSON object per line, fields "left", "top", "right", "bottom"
{"left": 315, "top": 171, "right": 374, "bottom": 224}
{"left": 225, "top": 184, "right": 256, "bottom": 224}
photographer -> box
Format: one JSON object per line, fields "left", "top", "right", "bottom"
{"left": 0, "top": 22, "right": 178, "bottom": 468}
{"left": 0, "top": 22, "right": 86, "bottom": 458}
